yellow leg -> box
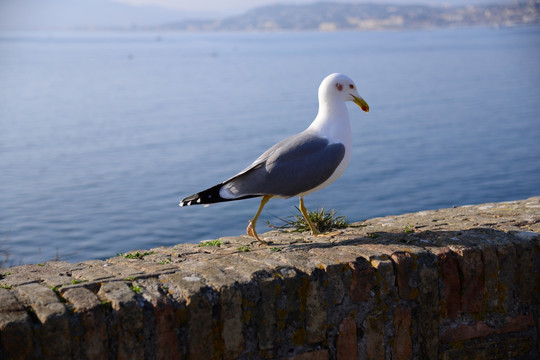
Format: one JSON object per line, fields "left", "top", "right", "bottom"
{"left": 246, "top": 195, "right": 272, "bottom": 244}
{"left": 299, "top": 197, "right": 320, "bottom": 236}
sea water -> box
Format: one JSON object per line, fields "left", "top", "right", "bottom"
{"left": 1, "top": 27, "right": 539, "bottom": 265}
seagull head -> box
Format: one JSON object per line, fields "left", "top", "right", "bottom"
{"left": 319, "top": 73, "right": 369, "bottom": 112}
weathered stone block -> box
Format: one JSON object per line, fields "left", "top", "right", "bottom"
{"left": 417, "top": 251, "right": 439, "bottom": 359}
{"left": 305, "top": 272, "right": 327, "bottom": 344}
{"left": 370, "top": 256, "right": 396, "bottom": 299}
{"left": 349, "top": 258, "right": 375, "bottom": 303}
{"left": 0, "top": 288, "right": 34, "bottom": 360}
{"left": 320, "top": 263, "right": 347, "bottom": 306}
{"left": 364, "top": 314, "right": 384, "bottom": 360}
{"left": 337, "top": 316, "right": 357, "bottom": 360}
{"left": 437, "top": 249, "right": 461, "bottom": 319}
{"left": 441, "top": 313, "right": 534, "bottom": 343}
{"left": 455, "top": 247, "right": 484, "bottom": 314}
{"left": 392, "top": 307, "right": 412, "bottom": 360}
{"left": 442, "top": 336, "right": 534, "bottom": 360}
{"left": 97, "top": 281, "right": 144, "bottom": 360}
{"left": 511, "top": 237, "right": 536, "bottom": 307}
{"left": 480, "top": 245, "right": 499, "bottom": 312}
{"left": 281, "top": 349, "right": 329, "bottom": 360}
{"left": 390, "top": 251, "right": 418, "bottom": 300}
{"left": 220, "top": 285, "right": 244, "bottom": 360}
{"left": 496, "top": 242, "right": 517, "bottom": 313}
{"left": 62, "top": 287, "right": 108, "bottom": 360}
{"left": 279, "top": 268, "right": 309, "bottom": 349}
{"left": 138, "top": 277, "right": 182, "bottom": 360}
{"left": 15, "top": 283, "right": 71, "bottom": 360}
{"left": 70, "top": 266, "right": 115, "bottom": 282}
{"left": 186, "top": 289, "right": 220, "bottom": 360}
{"left": 256, "top": 275, "right": 278, "bottom": 351}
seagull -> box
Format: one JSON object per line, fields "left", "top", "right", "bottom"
{"left": 180, "top": 73, "right": 369, "bottom": 244}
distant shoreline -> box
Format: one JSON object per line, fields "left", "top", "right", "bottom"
{"left": 2, "top": 1, "right": 539, "bottom": 33}
{"left": 2, "top": 23, "right": 539, "bottom": 35}
{"left": 139, "top": 1, "right": 540, "bottom": 32}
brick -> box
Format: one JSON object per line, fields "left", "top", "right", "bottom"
{"left": 282, "top": 349, "right": 329, "bottom": 360}
{"left": 337, "top": 317, "right": 357, "bottom": 360}
{"left": 98, "top": 281, "right": 144, "bottom": 360}
{"left": 279, "top": 268, "right": 308, "bottom": 347}
{"left": 100, "top": 261, "right": 147, "bottom": 279}
{"left": 159, "top": 270, "right": 215, "bottom": 359}
{"left": 438, "top": 249, "right": 460, "bottom": 318}
{"left": 70, "top": 266, "right": 115, "bottom": 282}
{"left": 392, "top": 307, "right": 412, "bottom": 360}
{"left": 497, "top": 313, "right": 535, "bottom": 334}
{"left": 455, "top": 247, "right": 484, "bottom": 313}
{"left": 62, "top": 287, "right": 108, "bottom": 360}
{"left": 481, "top": 245, "right": 499, "bottom": 312}
{"left": 442, "top": 336, "right": 533, "bottom": 360}
{"left": 186, "top": 290, "right": 219, "bottom": 360}
{"left": 0, "top": 288, "right": 34, "bottom": 360}
{"left": 364, "top": 314, "right": 384, "bottom": 360}
{"left": 138, "top": 278, "right": 182, "bottom": 360}
{"left": 306, "top": 276, "right": 327, "bottom": 344}
{"left": 39, "top": 274, "right": 76, "bottom": 289}
{"left": 441, "top": 313, "right": 534, "bottom": 343}
{"left": 390, "top": 251, "right": 417, "bottom": 300}
{"left": 512, "top": 239, "right": 536, "bottom": 307}
{"left": 220, "top": 285, "right": 244, "bottom": 360}
{"left": 324, "top": 264, "right": 347, "bottom": 305}
{"left": 349, "top": 259, "right": 375, "bottom": 303}
{"left": 370, "top": 256, "right": 396, "bottom": 298}
{"left": 15, "top": 283, "right": 71, "bottom": 360}
{"left": 496, "top": 242, "right": 517, "bottom": 312}
{"left": 256, "top": 276, "right": 277, "bottom": 350}
{"left": 417, "top": 252, "right": 439, "bottom": 360}
{"left": 534, "top": 239, "right": 540, "bottom": 359}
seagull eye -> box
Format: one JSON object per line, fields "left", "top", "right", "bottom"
{"left": 349, "top": 84, "right": 354, "bottom": 89}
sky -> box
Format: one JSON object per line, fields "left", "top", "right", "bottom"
{"left": 0, "top": 0, "right": 514, "bottom": 30}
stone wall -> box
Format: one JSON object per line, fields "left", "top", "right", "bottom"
{"left": 1, "top": 197, "right": 539, "bottom": 360}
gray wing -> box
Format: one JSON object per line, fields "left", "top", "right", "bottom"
{"left": 221, "top": 130, "right": 345, "bottom": 198}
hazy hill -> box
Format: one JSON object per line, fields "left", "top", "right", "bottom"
{"left": 164, "top": 1, "right": 540, "bottom": 31}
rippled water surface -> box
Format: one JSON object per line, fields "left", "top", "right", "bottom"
{"left": 1, "top": 27, "right": 539, "bottom": 265}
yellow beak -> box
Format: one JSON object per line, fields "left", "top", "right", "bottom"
{"left": 352, "top": 95, "right": 369, "bottom": 112}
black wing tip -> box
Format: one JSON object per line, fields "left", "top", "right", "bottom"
{"left": 179, "top": 196, "right": 201, "bottom": 207}
{"left": 180, "top": 183, "right": 259, "bottom": 207}
{"left": 179, "top": 183, "right": 225, "bottom": 207}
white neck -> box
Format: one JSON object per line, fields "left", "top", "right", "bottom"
{"left": 307, "top": 99, "right": 351, "bottom": 142}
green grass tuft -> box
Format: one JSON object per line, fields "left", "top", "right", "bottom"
{"left": 124, "top": 251, "right": 154, "bottom": 259}
{"left": 267, "top": 206, "right": 349, "bottom": 234}
{"left": 158, "top": 258, "right": 171, "bottom": 265}
{"left": 403, "top": 225, "right": 415, "bottom": 234}
{"left": 200, "top": 239, "right": 223, "bottom": 247}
